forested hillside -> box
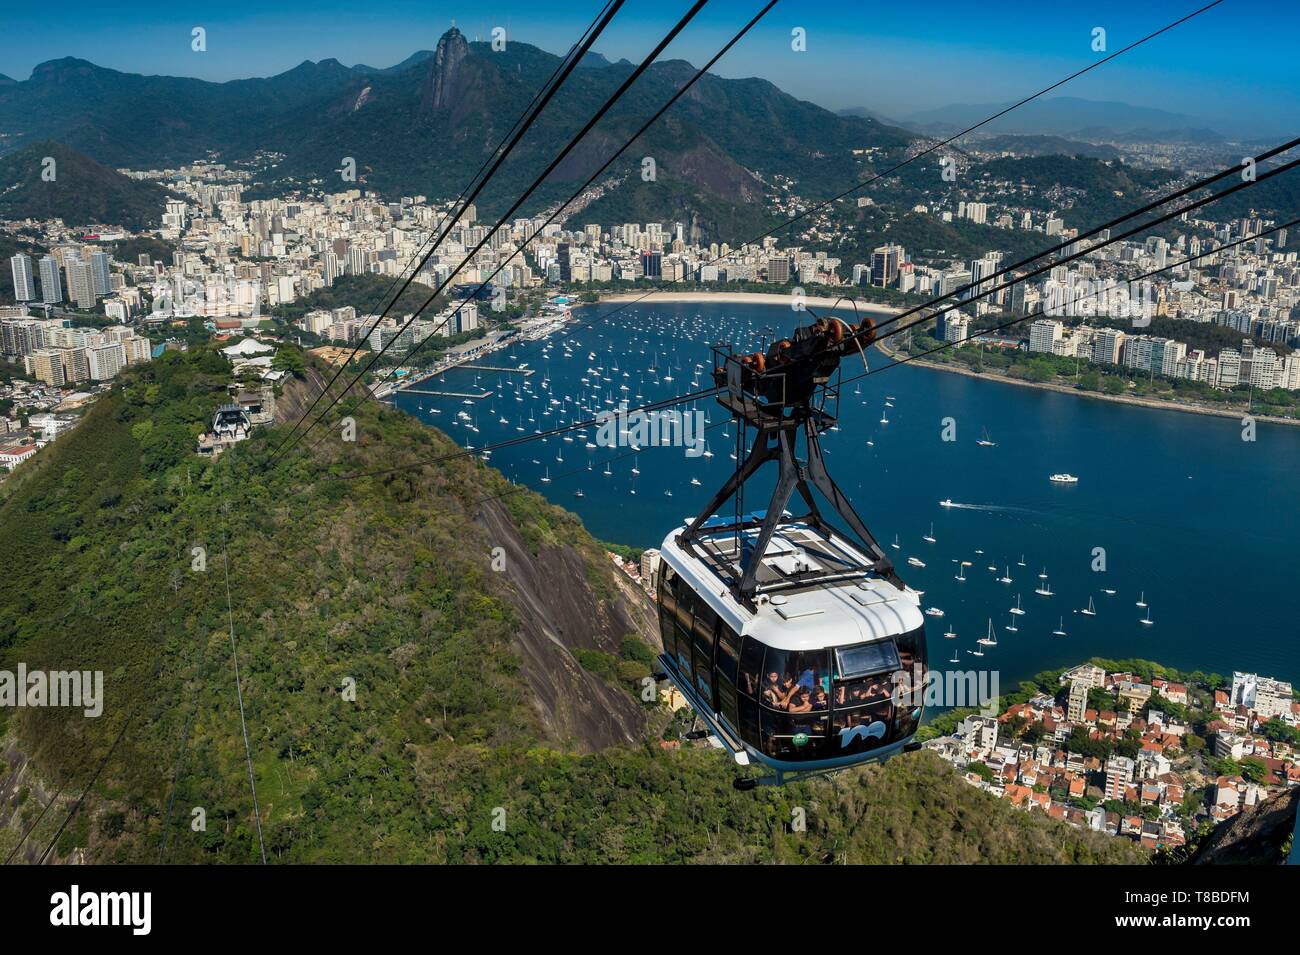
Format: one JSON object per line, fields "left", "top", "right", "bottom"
{"left": 0, "top": 141, "right": 175, "bottom": 232}
{"left": 0, "top": 348, "right": 1146, "bottom": 863}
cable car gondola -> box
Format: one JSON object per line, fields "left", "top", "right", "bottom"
{"left": 654, "top": 310, "right": 927, "bottom": 786}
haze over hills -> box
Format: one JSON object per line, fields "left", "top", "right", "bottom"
{"left": 0, "top": 28, "right": 914, "bottom": 241}
{"left": 969, "top": 135, "right": 1125, "bottom": 161}
{"left": 896, "top": 95, "right": 1228, "bottom": 143}
{"left": 351, "top": 50, "right": 435, "bottom": 75}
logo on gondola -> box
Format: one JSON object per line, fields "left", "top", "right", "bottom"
{"left": 837, "top": 721, "right": 887, "bottom": 749}
{"left": 792, "top": 732, "right": 809, "bottom": 747}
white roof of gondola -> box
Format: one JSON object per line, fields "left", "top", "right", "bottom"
{"left": 659, "top": 521, "right": 923, "bottom": 652}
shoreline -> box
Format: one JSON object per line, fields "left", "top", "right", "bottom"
{"left": 415, "top": 288, "right": 1295, "bottom": 430}
{"left": 874, "top": 337, "right": 1300, "bottom": 429}
{"left": 589, "top": 290, "right": 903, "bottom": 313}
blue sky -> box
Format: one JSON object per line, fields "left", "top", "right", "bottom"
{"left": 4, "top": 0, "right": 1296, "bottom": 134}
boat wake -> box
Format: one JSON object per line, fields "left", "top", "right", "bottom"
{"left": 937, "top": 501, "right": 1035, "bottom": 515}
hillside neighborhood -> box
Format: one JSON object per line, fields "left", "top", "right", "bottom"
{"left": 926, "top": 663, "right": 1299, "bottom": 852}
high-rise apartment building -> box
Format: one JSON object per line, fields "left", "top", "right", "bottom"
{"left": 11, "top": 253, "right": 36, "bottom": 301}
{"left": 67, "top": 260, "right": 96, "bottom": 309}
{"left": 39, "top": 255, "right": 63, "bottom": 304}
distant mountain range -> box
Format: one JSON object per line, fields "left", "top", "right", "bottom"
{"left": 895, "top": 96, "right": 1226, "bottom": 144}
{"left": 0, "top": 29, "right": 913, "bottom": 240}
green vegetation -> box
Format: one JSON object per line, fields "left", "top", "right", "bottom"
{"left": 106, "top": 236, "right": 175, "bottom": 268}
{"left": 271, "top": 273, "right": 448, "bottom": 326}
{"left": 0, "top": 348, "right": 1145, "bottom": 864}
{"left": 974, "top": 155, "right": 1178, "bottom": 223}
{"left": 603, "top": 541, "right": 645, "bottom": 564}
{"left": 1260, "top": 720, "right": 1300, "bottom": 747}
{"left": 0, "top": 141, "right": 176, "bottom": 232}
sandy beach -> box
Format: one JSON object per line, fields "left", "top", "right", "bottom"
{"left": 875, "top": 338, "right": 1300, "bottom": 428}
{"left": 579, "top": 290, "right": 1299, "bottom": 428}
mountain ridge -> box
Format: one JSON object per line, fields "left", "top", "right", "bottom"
{"left": 0, "top": 30, "right": 915, "bottom": 235}
{"left": 897, "top": 95, "right": 1229, "bottom": 143}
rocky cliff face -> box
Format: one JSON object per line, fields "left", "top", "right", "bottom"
{"left": 425, "top": 27, "right": 470, "bottom": 111}
{"left": 476, "top": 501, "right": 655, "bottom": 750}
{"left": 1189, "top": 787, "right": 1299, "bottom": 865}
{"left": 275, "top": 369, "right": 654, "bottom": 752}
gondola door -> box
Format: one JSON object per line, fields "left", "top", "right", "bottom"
{"left": 715, "top": 623, "right": 742, "bottom": 735}
{"left": 690, "top": 598, "right": 718, "bottom": 713}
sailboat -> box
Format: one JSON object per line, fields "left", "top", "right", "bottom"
{"left": 1136, "top": 591, "right": 1148, "bottom": 608}
{"left": 949, "top": 646, "right": 960, "bottom": 663}
{"left": 923, "top": 523, "right": 936, "bottom": 544}
{"left": 1140, "top": 607, "right": 1154, "bottom": 626}
{"left": 999, "top": 565, "right": 1013, "bottom": 584}
{"left": 1005, "top": 614, "right": 1018, "bottom": 633}
{"left": 1009, "top": 594, "right": 1025, "bottom": 616}
{"left": 891, "top": 533, "right": 900, "bottom": 550}
{"left": 976, "top": 427, "right": 997, "bottom": 447}
{"left": 944, "top": 625, "right": 957, "bottom": 639}
{"left": 977, "top": 619, "right": 997, "bottom": 647}
{"left": 954, "top": 562, "right": 969, "bottom": 582}
{"left": 879, "top": 407, "right": 889, "bottom": 425}
{"left": 1017, "top": 554, "right": 1027, "bottom": 567}
{"left": 1053, "top": 616, "right": 1067, "bottom": 637}
{"left": 1081, "top": 596, "right": 1096, "bottom": 616}
{"left": 540, "top": 468, "right": 552, "bottom": 483}
{"left": 1035, "top": 574, "right": 1053, "bottom": 597}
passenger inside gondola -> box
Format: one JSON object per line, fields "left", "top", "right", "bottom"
{"left": 762, "top": 672, "right": 793, "bottom": 710}
{"left": 787, "top": 688, "right": 813, "bottom": 714}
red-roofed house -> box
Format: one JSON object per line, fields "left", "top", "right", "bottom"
{"left": 1004, "top": 784, "right": 1032, "bottom": 808}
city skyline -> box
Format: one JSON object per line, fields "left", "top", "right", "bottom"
{"left": 2, "top": 0, "right": 1297, "bottom": 138}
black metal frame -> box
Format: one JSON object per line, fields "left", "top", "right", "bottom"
{"left": 678, "top": 347, "right": 902, "bottom": 605}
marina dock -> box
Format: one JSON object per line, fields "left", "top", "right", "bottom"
{"left": 462, "top": 364, "right": 534, "bottom": 376}
{"left": 400, "top": 388, "right": 492, "bottom": 399}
